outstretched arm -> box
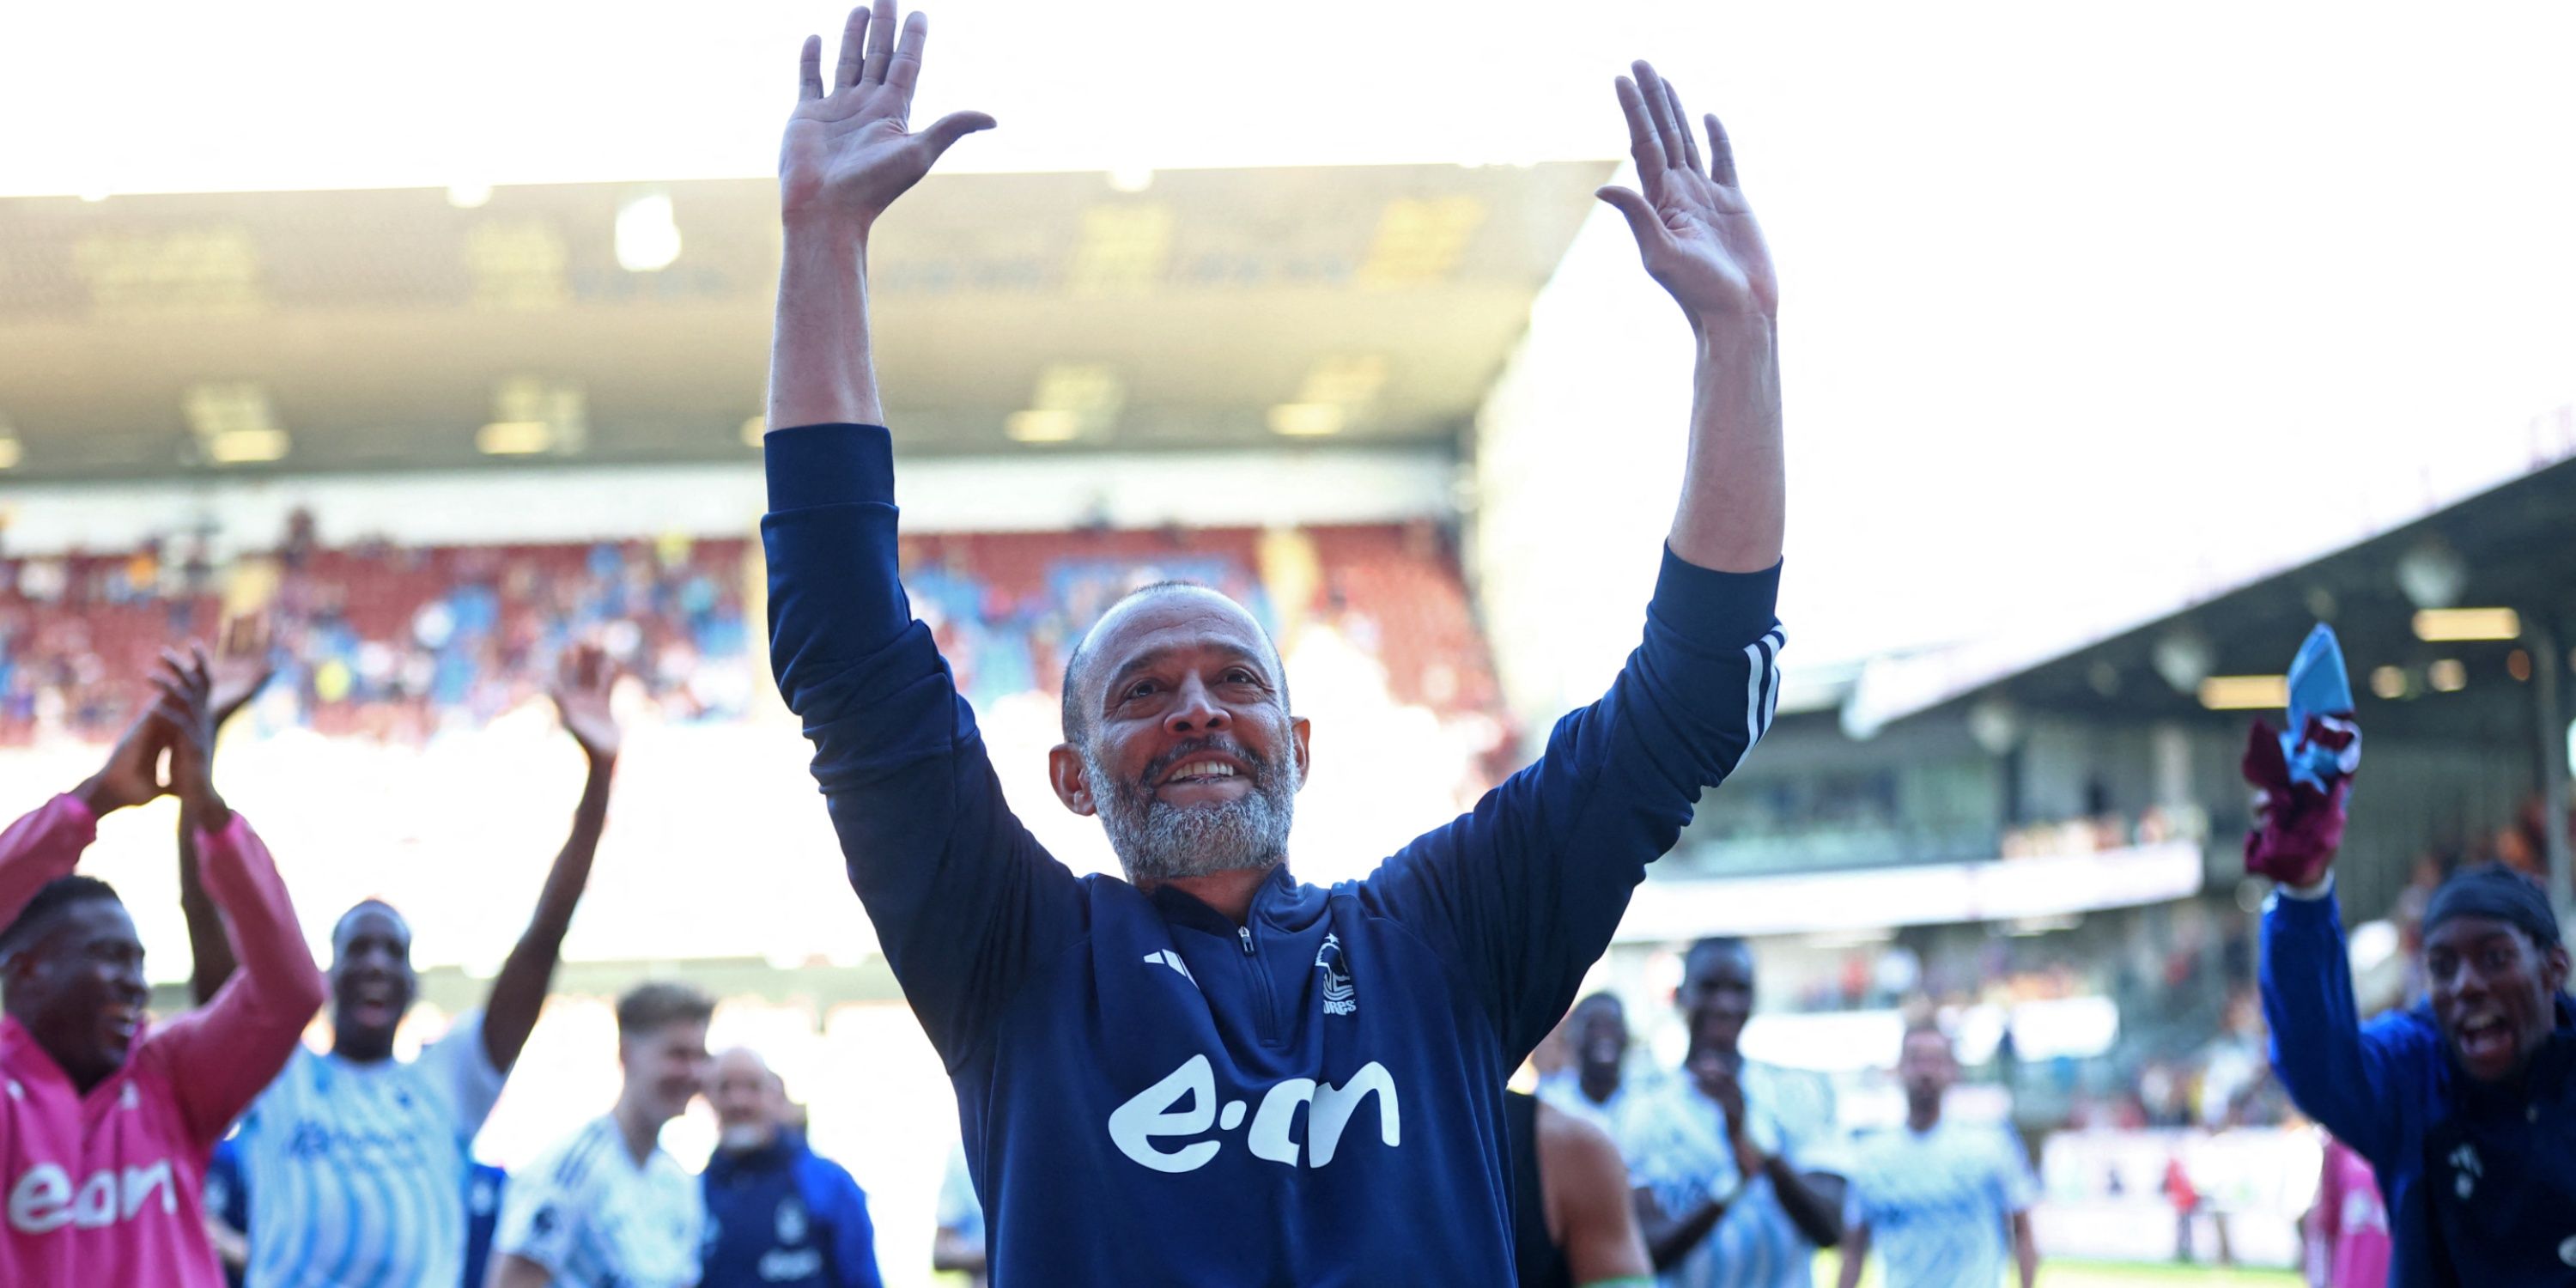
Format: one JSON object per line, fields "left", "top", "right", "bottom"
{"left": 2262, "top": 875, "right": 2417, "bottom": 1163}
{"left": 1597, "top": 63, "right": 1783, "bottom": 575}
{"left": 480, "top": 644, "right": 620, "bottom": 1072}
{"left": 769, "top": 0, "right": 993, "bottom": 432}
{"left": 763, "top": 4, "right": 1078, "bottom": 1070}
{"left": 1358, "top": 64, "right": 1786, "bottom": 1063}
{"left": 179, "top": 616, "right": 270, "bottom": 1005}
{"left": 138, "top": 647, "right": 327, "bottom": 1145}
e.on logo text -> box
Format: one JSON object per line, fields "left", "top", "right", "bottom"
{"left": 8, "top": 1160, "right": 179, "bottom": 1233}
{"left": 1107, "top": 1054, "right": 1399, "bottom": 1173}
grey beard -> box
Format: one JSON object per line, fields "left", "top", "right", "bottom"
{"left": 1084, "top": 739, "right": 1297, "bottom": 884}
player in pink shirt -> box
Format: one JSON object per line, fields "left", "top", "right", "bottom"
{"left": 0, "top": 647, "right": 326, "bottom": 1287}
{"left": 2304, "top": 1133, "right": 2392, "bottom": 1288}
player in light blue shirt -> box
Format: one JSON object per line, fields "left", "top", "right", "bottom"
{"left": 181, "top": 645, "right": 625, "bottom": 1288}
{"left": 1620, "top": 939, "right": 1847, "bottom": 1288}
{"left": 1834, "top": 1024, "right": 2038, "bottom": 1288}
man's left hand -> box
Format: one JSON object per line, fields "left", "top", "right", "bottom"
{"left": 1597, "top": 61, "right": 1778, "bottom": 327}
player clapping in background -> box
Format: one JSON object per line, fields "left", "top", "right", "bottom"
{"left": 0, "top": 649, "right": 326, "bottom": 1285}
{"left": 1621, "top": 939, "right": 1847, "bottom": 1288}
{"left": 204, "top": 642, "right": 624, "bottom": 1288}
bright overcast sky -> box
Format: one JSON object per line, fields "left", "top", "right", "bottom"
{"left": 7, "top": 2, "right": 2573, "bottom": 665}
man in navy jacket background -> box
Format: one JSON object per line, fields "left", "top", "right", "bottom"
{"left": 760, "top": 2, "right": 1789, "bottom": 1281}
{"left": 701, "top": 1048, "right": 884, "bottom": 1288}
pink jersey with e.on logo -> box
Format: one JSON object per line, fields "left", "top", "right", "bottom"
{"left": 0, "top": 794, "right": 325, "bottom": 1288}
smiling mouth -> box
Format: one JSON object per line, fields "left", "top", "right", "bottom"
{"left": 346, "top": 987, "right": 403, "bottom": 1023}
{"left": 2456, "top": 1014, "right": 2514, "bottom": 1063}
{"left": 1158, "top": 758, "right": 1244, "bottom": 787}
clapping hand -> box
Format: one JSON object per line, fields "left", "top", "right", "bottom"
{"left": 780, "top": 0, "right": 993, "bottom": 229}
{"left": 149, "top": 646, "right": 229, "bottom": 828}
{"left": 74, "top": 705, "right": 173, "bottom": 817}
{"left": 1598, "top": 62, "right": 1778, "bottom": 326}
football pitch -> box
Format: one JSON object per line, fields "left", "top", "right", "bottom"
{"left": 1826, "top": 1259, "right": 2302, "bottom": 1286}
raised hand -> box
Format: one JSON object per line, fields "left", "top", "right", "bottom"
{"left": 74, "top": 703, "right": 173, "bottom": 817}
{"left": 1597, "top": 62, "right": 1777, "bottom": 325}
{"left": 208, "top": 614, "right": 276, "bottom": 731}
{"left": 550, "top": 643, "right": 622, "bottom": 764}
{"left": 149, "top": 645, "right": 229, "bottom": 827}
{"left": 781, "top": 0, "right": 994, "bottom": 228}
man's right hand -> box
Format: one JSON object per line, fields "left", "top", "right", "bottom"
{"left": 152, "top": 646, "right": 232, "bottom": 829}
{"left": 780, "top": 0, "right": 993, "bottom": 231}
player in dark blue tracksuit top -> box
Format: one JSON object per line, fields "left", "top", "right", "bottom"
{"left": 2267, "top": 868, "right": 2576, "bottom": 1285}
{"left": 760, "top": 4, "right": 1785, "bottom": 1283}
{"left": 2256, "top": 698, "right": 2576, "bottom": 1284}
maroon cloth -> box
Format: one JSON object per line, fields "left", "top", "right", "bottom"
{"left": 2243, "top": 716, "right": 2353, "bottom": 886}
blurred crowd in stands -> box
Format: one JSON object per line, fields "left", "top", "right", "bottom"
{"left": 0, "top": 512, "right": 756, "bottom": 744}
{"left": 0, "top": 513, "right": 1510, "bottom": 776}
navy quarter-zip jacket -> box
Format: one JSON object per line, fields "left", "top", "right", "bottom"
{"left": 762, "top": 423, "right": 1782, "bottom": 1287}
{"left": 701, "top": 1132, "right": 883, "bottom": 1288}
{"left": 2263, "top": 881, "right": 2576, "bottom": 1285}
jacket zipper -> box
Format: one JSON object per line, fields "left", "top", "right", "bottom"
{"left": 1239, "top": 923, "right": 1283, "bottom": 1047}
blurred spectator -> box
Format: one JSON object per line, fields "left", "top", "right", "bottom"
{"left": 1534, "top": 993, "right": 1633, "bottom": 1132}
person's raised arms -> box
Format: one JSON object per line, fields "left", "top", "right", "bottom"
{"left": 479, "top": 642, "right": 622, "bottom": 1071}
{"left": 179, "top": 614, "right": 271, "bottom": 1004}
{"left": 1598, "top": 63, "right": 1783, "bottom": 574}
{"left": 140, "top": 644, "right": 327, "bottom": 1144}
{"left": 770, "top": 0, "right": 993, "bottom": 430}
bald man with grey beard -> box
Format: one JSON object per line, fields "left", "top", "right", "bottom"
{"left": 760, "top": 3, "right": 1789, "bottom": 1279}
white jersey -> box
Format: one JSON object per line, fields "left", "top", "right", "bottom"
{"left": 1618, "top": 1061, "right": 1846, "bottom": 1288}
{"left": 237, "top": 1011, "right": 509, "bottom": 1288}
{"left": 493, "top": 1115, "right": 702, "bottom": 1288}
{"left": 1843, "top": 1118, "right": 2035, "bottom": 1288}
{"left": 1534, "top": 1066, "right": 1640, "bottom": 1135}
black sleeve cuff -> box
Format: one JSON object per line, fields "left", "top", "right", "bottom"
{"left": 1651, "top": 546, "right": 1783, "bottom": 647}
{"left": 765, "top": 423, "right": 896, "bottom": 511}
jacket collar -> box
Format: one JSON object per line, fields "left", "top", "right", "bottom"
{"left": 706, "top": 1129, "right": 805, "bottom": 1182}
{"left": 1145, "top": 863, "right": 1298, "bottom": 937}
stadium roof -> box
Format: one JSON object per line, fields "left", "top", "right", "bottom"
{"left": 1845, "top": 441, "right": 2576, "bottom": 740}
{"left": 0, "top": 162, "right": 1610, "bottom": 480}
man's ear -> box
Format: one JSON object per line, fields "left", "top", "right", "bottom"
{"left": 2547, "top": 944, "right": 2572, "bottom": 994}
{"left": 1048, "top": 744, "right": 1097, "bottom": 817}
{"left": 1288, "top": 716, "right": 1313, "bottom": 792}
